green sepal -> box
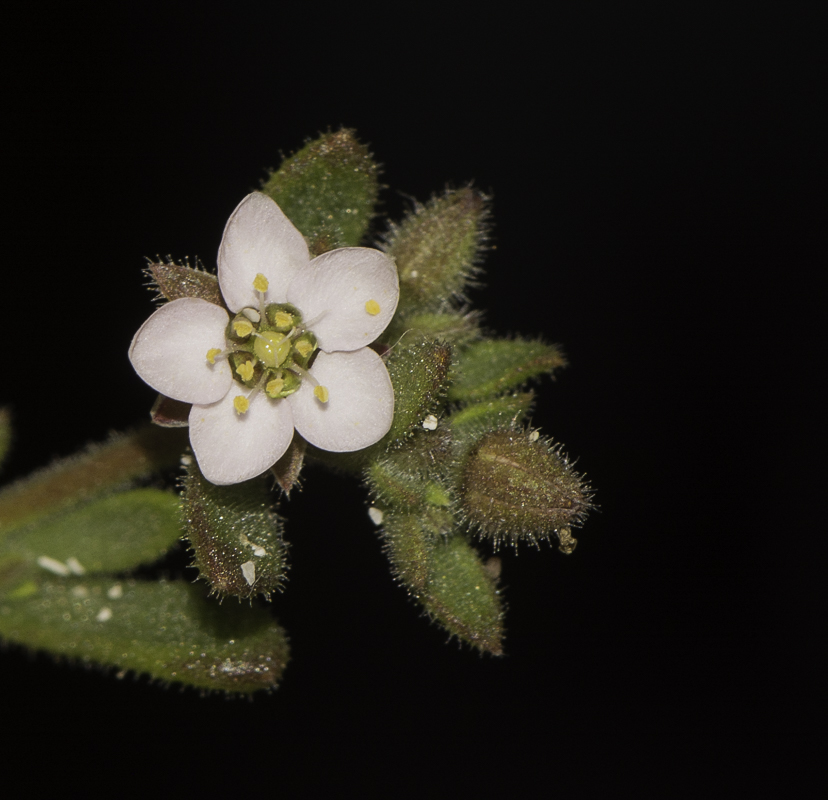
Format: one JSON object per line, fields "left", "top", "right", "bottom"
{"left": 261, "top": 129, "right": 379, "bottom": 251}
{"left": 448, "top": 338, "right": 567, "bottom": 403}
{"left": 458, "top": 429, "right": 592, "bottom": 546}
{"left": 181, "top": 461, "right": 288, "bottom": 600}
{"left": 0, "top": 426, "right": 187, "bottom": 538}
{"left": 0, "top": 577, "right": 289, "bottom": 694}
{"left": 381, "top": 510, "right": 436, "bottom": 593}
{"left": 381, "top": 309, "right": 481, "bottom": 349}
{"left": 311, "top": 337, "right": 451, "bottom": 474}
{"left": 382, "top": 336, "right": 452, "bottom": 446}
{"left": 420, "top": 533, "right": 504, "bottom": 656}
{"left": 385, "top": 186, "right": 489, "bottom": 314}
{"left": 450, "top": 391, "right": 535, "bottom": 432}
{"left": 0, "top": 489, "right": 181, "bottom": 578}
{"left": 145, "top": 260, "right": 224, "bottom": 306}
{"left": 0, "top": 407, "right": 11, "bottom": 473}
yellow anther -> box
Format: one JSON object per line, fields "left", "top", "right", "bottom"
{"left": 236, "top": 361, "right": 255, "bottom": 381}
{"left": 313, "top": 385, "right": 330, "bottom": 403}
{"left": 233, "top": 319, "right": 254, "bottom": 338}
{"left": 295, "top": 339, "right": 313, "bottom": 359}
{"left": 365, "top": 299, "right": 381, "bottom": 316}
{"left": 253, "top": 273, "right": 269, "bottom": 293}
{"left": 206, "top": 348, "right": 222, "bottom": 364}
{"left": 273, "top": 311, "right": 293, "bottom": 329}
{"left": 233, "top": 395, "right": 250, "bottom": 415}
{"left": 266, "top": 378, "right": 285, "bottom": 398}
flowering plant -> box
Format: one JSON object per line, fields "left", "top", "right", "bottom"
{"left": 0, "top": 130, "right": 592, "bottom": 693}
{"left": 129, "top": 192, "right": 399, "bottom": 485}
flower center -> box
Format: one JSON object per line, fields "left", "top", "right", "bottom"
{"left": 253, "top": 330, "right": 291, "bottom": 369}
{"left": 204, "top": 274, "right": 332, "bottom": 414}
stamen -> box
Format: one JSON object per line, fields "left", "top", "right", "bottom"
{"left": 294, "top": 338, "right": 314, "bottom": 359}
{"left": 233, "top": 395, "right": 250, "bottom": 415}
{"left": 273, "top": 311, "right": 294, "bottom": 329}
{"left": 233, "top": 319, "right": 254, "bottom": 338}
{"left": 236, "top": 360, "right": 255, "bottom": 382}
{"left": 365, "top": 299, "right": 381, "bottom": 315}
{"left": 288, "top": 363, "right": 316, "bottom": 386}
{"left": 313, "top": 385, "right": 330, "bottom": 403}
{"left": 253, "top": 273, "right": 269, "bottom": 293}
{"left": 206, "top": 348, "right": 222, "bottom": 364}
{"left": 266, "top": 377, "right": 285, "bottom": 398}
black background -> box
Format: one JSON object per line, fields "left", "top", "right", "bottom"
{"left": 3, "top": 3, "right": 825, "bottom": 794}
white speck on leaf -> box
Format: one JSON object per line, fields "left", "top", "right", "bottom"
{"left": 37, "top": 556, "right": 70, "bottom": 576}
{"left": 241, "top": 561, "right": 256, "bottom": 585}
{"left": 367, "top": 507, "right": 383, "bottom": 526}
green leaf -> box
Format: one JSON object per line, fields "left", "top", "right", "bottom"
{"left": 421, "top": 533, "right": 504, "bottom": 656}
{"left": 1, "top": 488, "right": 181, "bottom": 576}
{"left": 448, "top": 338, "right": 566, "bottom": 403}
{"left": 381, "top": 509, "right": 435, "bottom": 593}
{"left": 450, "top": 392, "right": 535, "bottom": 432}
{"left": 382, "top": 309, "right": 481, "bottom": 349}
{"left": 0, "top": 426, "right": 187, "bottom": 538}
{"left": 382, "top": 336, "right": 452, "bottom": 447}
{"left": 0, "top": 577, "right": 289, "bottom": 694}
{"left": 385, "top": 186, "right": 489, "bottom": 314}
{"left": 261, "top": 129, "right": 379, "bottom": 251}
{"left": 181, "top": 461, "right": 288, "bottom": 600}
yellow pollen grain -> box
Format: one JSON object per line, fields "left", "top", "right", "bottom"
{"left": 365, "top": 299, "right": 381, "bottom": 315}
{"left": 295, "top": 339, "right": 313, "bottom": 359}
{"left": 314, "top": 385, "right": 330, "bottom": 403}
{"left": 253, "top": 273, "right": 269, "bottom": 293}
{"left": 266, "top": 378, "right": 284, "bottom": 397}
{"left": 236, "top": 361, "right": 255, "bottom": 381}
{"left": 274, "top": 311, "right": 293, "bottom": 328}
{"left": 206, "top": 348, "right": 222, "bottom": 364}
{"left": 233, "top": 395, "right": 250, "bottom": 415}
{"left": 233, "top": 319, "right": 254, "bottom": 338}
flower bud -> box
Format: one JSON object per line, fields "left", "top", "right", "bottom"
{"left": 385, "top": 186, "right": 489, "bottom": 314}
{"left": 459, "top": 429, "right": 591, "bottom": 547}
{"left": 260, "top": 129, "right": 379, "bottom": 249}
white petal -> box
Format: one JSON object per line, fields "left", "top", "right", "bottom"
{"left": 189, "top": 390, "right": 295, "bottom": 485}
{"left": 287, "top": 248, "right": 399, "bottom": 352}
{"left": 218, "top": 193, "right": 310, "bottom": 312}
{"left": 129, "top": 298, "right": 231, "bottom": 404}
{"left": 288, "top": 349, "right": 394, "bottom": 452}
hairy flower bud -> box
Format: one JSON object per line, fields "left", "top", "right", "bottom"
{"left": 459, "top": 429, "right": 592, "bottom": 547}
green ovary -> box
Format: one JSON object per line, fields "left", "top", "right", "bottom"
{"left": 253, "top": 331, "right": 292, "bottom": 369}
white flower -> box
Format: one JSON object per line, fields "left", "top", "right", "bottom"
{"left": 129, "top": 192, "right": 399, "bottom": 485}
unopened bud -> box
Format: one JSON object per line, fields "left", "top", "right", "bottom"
{"left": 459, "top": 429, "right": 591, "bottom": 547}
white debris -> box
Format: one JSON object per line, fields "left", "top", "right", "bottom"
{"left": 107, "top": 583, "right": 123, "bottom": 600}
{"left": 65, "top": 557, "right": 86, "bottom": 575}
{"left": 180, "top": 454, "right": 193, "bottom": 466}
{"left": 528, "top": 430, "right": 540, "bottom": 442}
{"left": 96, "top": 607, "right": 113, "bottom": 622}
{"left": 367, "top": 507, "right": 384, "bottom": 526}
{"left": 252, "top": 546, "right": 267, "bottom": 557}
{"left": 241, "top": 561, "right": 256, "bottom": 586}
{"left": 422, "top": 414, "right": 439, "bottom": 431}
{"left": 37, "top": 556, "right": 70, "bottom": 576}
